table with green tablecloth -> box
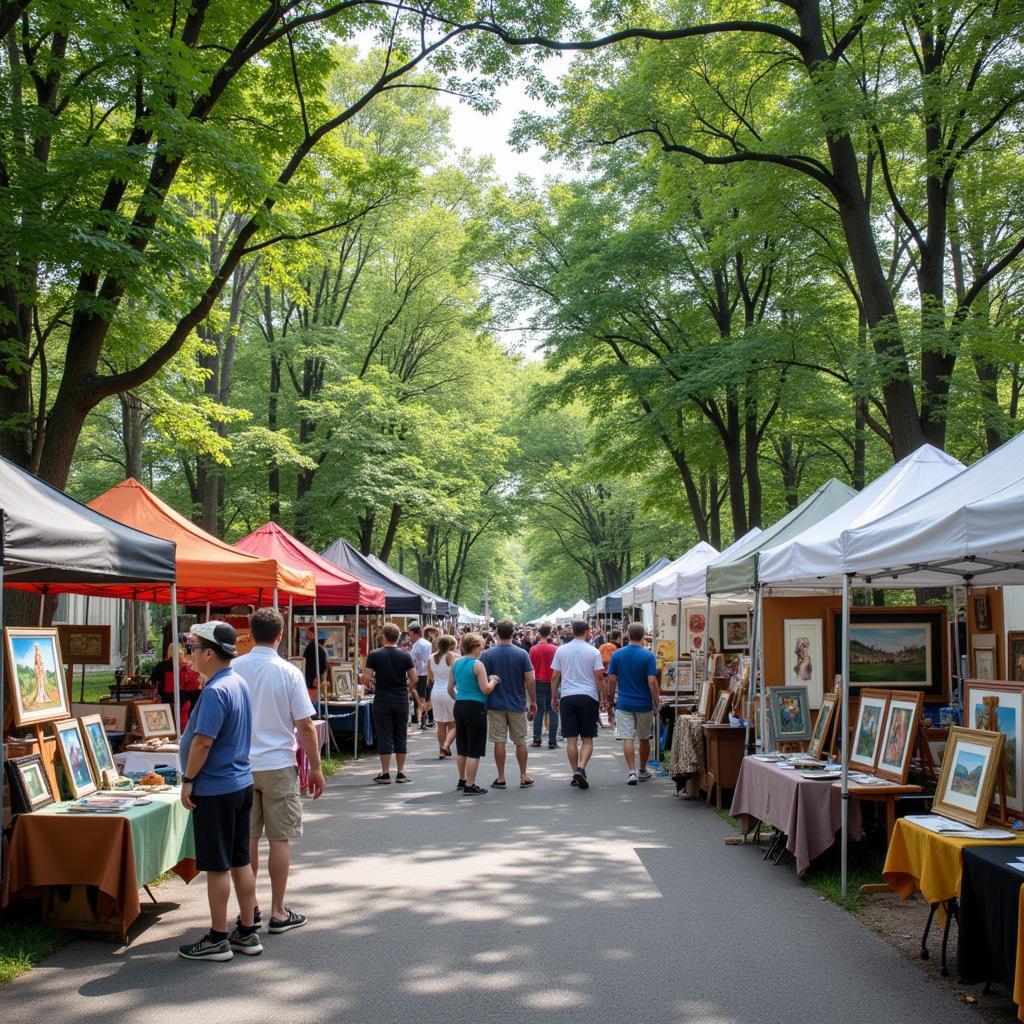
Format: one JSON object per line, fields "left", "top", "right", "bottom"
{"left": 2, "top": 791, "right": 197, "bottom": 941}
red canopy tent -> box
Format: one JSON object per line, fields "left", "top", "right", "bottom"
{"left": 234, "top": 522, "right": 385, "bottom": 610}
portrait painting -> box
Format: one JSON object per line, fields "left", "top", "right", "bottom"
{"left": 933, "top": 727, "right": 1004, "bottom": 828}
{"left": 849, "top": 690, "right": 890, "bottom": 773}
{"left": 53, "top": 718, "right": 97, "bottom": 798}
{"left": 768, "top": 686, "right": 811, "bottom": 742}
{"left": 4, "top": 627, "right": 69, "bottom": 726}
{"left": 875, "top": 693, "right": 923, "bottom": 784}
{"left": 973, "top": 594, "right": 992, "bottom": 632}
{"left": 784, "top": 619, "right": 824, "bottom": 708}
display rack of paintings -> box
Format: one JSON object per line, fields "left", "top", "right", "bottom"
{"left": 932, "top": 726, "right": 1005, "bottom": 828}
{"left": 964, "top": 679, "right": 1024, "bottom": 818}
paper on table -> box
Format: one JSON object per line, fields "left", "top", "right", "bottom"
{"left": 905, "top": 814, "right": 1016, "bottom": 839}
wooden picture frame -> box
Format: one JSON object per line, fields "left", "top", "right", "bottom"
{"left": 719, "top": 615, "right": 749, "bottom": 651}
{"left": 849, "top": 689, "right": 890, "bottom": 773}
{"left": 807, "top": 692, "right": 838, "bottom": 760}
{"left": 1008, "top": 632, "right": 1024, "bottom": 683}
{"left": 973, "top": 593, "right": 992, "bottom": 632}
{"left": 56, "top": 624, "right": 112, "bottom": 666}
{"left": 769, "top": 685, "right": 812, "bottom": 743}
{"left": 4, "top": 626, "right": 70, "bottom": 726}
{"left": 784, "top": 618, "right": 824, "bottom": 709}
{"left": 875, "top": 691, "right": 924, "bottom": 784}
{"left": 80, "top": 713, "right": 118, "bottom": 782}
{"left": 662, "top": 660, "right": 694, "bottom": 694}
{"left": 4, "top": 753, "right": 56, "bottom": 813}
{"left": 711, "top": 691, "right": 731, "bottom": 724}
{"left": 964, "top": 679, "right": 1024, "bottom": 816}
{"left": 52, "top": 718, "right": 98, "bottom": 798}
{"left": 971, "top": 633, "right": 996, "bottom": 681}
{"left": 933, "top": 726, "right": 1005, "bottom": 828}
{"left": 698, "top": 679, "right": 714, "bottom": 718}
{"left": 137, "top": 702, "right": 177, "bottom": 739}
{"left": 329, "top": 665, "right": 356, "bottom": 700}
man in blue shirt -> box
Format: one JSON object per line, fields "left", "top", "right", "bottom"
{"left": 481, "top": 620, "right": 537, "bottom": 788}
{"left": 178, "top": 621, "right": 259, "bottom": 962}
{"left": 606, "top": 622, "right": 660, "bottom": 786}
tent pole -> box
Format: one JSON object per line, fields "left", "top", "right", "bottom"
{"left": 354, "top": 604, "right": 361, "bottom": 759}
{"left": 170, "top": 584, "right": 181, "bottom": 735}
{"left": 80, "top": 596, "right": 90, "bottom": 701}
{"left": 37, "top": 592, "right": 45, "bottom": 626}
{"left": 751, "top": 588, "right": 764, "bottom": 751}
{"left": 952, "top": 586, "right": 963, "bottom": 705}
{"left": 675, "top": 597, "right": 682, "bottom": 692}
{"left": 0, "top": 558, "right": 6, "bottom": 884}
{"left": 287, "top": 595, "right": 294, "bottom": 658}
{"left": 704, "top": 592, "right": 712, "bottom": 685}
{"left": 205, "top": 601, "right": 211, "bottom": 623}
{"left": 840, "top": 574, "right": 851, "bottom": 900}
{"left": 273, "top": 587, "right": 278, "bottom": 612}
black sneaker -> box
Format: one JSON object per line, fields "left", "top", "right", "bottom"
{"left": 531, "top": 739, "right": 542, "bottom": 747}
{"left": 373, "top": 772, "right": 391, "bottom": 784}
{"left": 395, "top": 772, "right": 410, "bottom": 784}
{"left": 574, "top": 768, "right": 589, "bottom": 790}
{"left": 234, "top": 907, "right": 262, "bottom": 932}
{"left": 268, "top": 908, "right": 307, "bottom": 934}
{"left": 456, "top": 779, "right": 466, "bottom": 790}
{"left": 570, "top": 774, "right": 579, "bottom": 787}
{"left": 548, "top": 742, "right": 559, "bottom": 749}
{"left": 228, "top": 927, "right": 263, "bottom": 956}
{"left": 462, "top": 784, "right": 488, "bottom": 795}
{"left": 178, "top": 933, "right": 232, "bottom": 962}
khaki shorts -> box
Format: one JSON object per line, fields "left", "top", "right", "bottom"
{"left": 615, "top": 710, "right": 654, "bottom": 742}
{"left": 488, "top": 709, "right": 529, "bottom": 746}
{"left": 250, "top": 766, "right": 303, "bottom": 841}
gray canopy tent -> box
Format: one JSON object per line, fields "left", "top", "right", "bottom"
{"left": 0, "top": 453, "right": 177, "bottom": 878}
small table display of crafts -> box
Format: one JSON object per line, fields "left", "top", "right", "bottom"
{"left": 2, "top": 788, "right": 196, "bottom": 942}
{"left": 958, "top": 846, "right": 1024, "bottom": 1021}
{"left": 730, "top": 754, "right": 863, "bottom": 875}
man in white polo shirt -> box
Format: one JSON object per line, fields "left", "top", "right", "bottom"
{"left": 233, "top": 607, "right": 324, "bottom": 935}
{"left": 550, "top": 620, "right": 606, "bottom": 790}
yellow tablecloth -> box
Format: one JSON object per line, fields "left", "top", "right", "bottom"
{"left": 883, "top": 819, "right": 1024, "bottom": 905}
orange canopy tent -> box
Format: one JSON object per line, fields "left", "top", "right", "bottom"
{"left": 81, "top": 478, "right": 316, "bottom": 605}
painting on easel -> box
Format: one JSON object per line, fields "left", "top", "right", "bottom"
{"left": 4, "top": 627, "right": 70, "bottom": 727}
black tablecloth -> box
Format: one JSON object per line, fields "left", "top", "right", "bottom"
{"left": 958, "top": 845, "right": 1024, "bottom": 987}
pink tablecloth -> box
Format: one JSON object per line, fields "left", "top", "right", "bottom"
{"left": 730, "top": 758, "right": 862, "bottom": 876}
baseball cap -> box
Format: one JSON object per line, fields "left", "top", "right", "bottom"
{"left": 190, "top": 620, "right": 238, "bottom": 657}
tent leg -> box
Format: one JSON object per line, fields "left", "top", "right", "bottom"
{"left": 0, "top": 561, "right": 5, "bottom": 884}
{"left": 37, "top": 592, "right": 45, "bottom": 626}
{"left": 287, "top": 596, "right": 294, "bottom": 658}
{"left": 273, "top": 587, "right": 278, "bottom": 612}
{"left": 171, "top": 584, "right": 181, "bottom": 736}
{"left": 952, "top": 586, "right": 964, "bottom": 704}
{"left": 354, "top": 604, "right": 361, "bottom": 760}
{"left": 80, "top": 596, "right": 90, "bottom": 701}
{"left": 840, "top": 574, "right": 851, "bottom": 900}
{"left": 204, "top": 602, "right": 211, "bottom": 623}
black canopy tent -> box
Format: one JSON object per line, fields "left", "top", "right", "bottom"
{"left": 362, "top": 551, "right": 451, "bottom": 618}
{"left": 0, "top": 453, "right": 177, "bottom": 878}
{"left": 321, "top": 538, "right": 435, "bottom": 617}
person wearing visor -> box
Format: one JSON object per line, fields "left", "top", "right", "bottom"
{"left": 178, "top": 621, "right": 260, "bottom": 962}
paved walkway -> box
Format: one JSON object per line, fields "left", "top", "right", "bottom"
{"left": 7, "top": 729, "right": 981, "bottom": 1024}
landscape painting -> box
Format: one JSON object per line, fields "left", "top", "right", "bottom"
{"left": 951, "top": 748, "right": 985, "bottom": 797}
{"left": 849, "top": 624, "right": 930, "bottom": 686}
{"left": 965, "top": 680, "right": 1024, "bottom": 814}
{"left": 4, "top": 627, "right": 69, "bottom": 726}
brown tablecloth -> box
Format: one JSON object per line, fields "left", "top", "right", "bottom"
{"left": 2, "top": 800, "right": 197, "bottom": 937}
{"left": 730, "top": 758, "right": 862, "bottom": 875}
{"left": 670, "top": 715, "right": 705, "bottom": 777}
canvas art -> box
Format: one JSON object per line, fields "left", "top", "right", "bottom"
{"left": 807, "top": 692, "right": 838, "bottom": 760}
{"left": 784, "top": 619, "right": 824, "bottom": 708}
{"left": 965, "top": 680, "right": 1024, "bottom": 814}
{"left": 329, "top": 666, "right": 356, "bottom": 700}
{"left": 875, "top": 693, "right": 923, "bottom": 784}
{"left": 849, "top": 690, "right": 890, "bottom": 773}
{"left": 769, "top": 686, "right": 811, "bottom": 742}
{"left": 720, "top": 615, "right": 749, "bottom": 651}
{"left": 53, "top": 718, "right": 97, "bottom": 798}
{"left": 80, "top": 714, "right": 117, "bottom": 779}
{"left": 138, "top": 703, "right": 177, "bottom": 738}
{"left": 4, "top": 627, "right": 69, "bottom": 726}
{"left": 4, "top": 754, "right": 55, "bottom": 813}
{"left": 933, "top": 727, "right": 1004, "bottom": 828}
{"left": 662, "top": 660, "right": 694, "bottom": 694}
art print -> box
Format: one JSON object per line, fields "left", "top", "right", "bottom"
{"left": 661, "top": 660, "right": 694, "bottom": 694}
{"left": 965, "top": 680, "right": 1024, "bottom": 814}
{"left": 849, "top": 690, "right": 890, "bottom": 773}
{"left": 4, "top": 627, "right": 69, "bottom": 726}
{"left": 933, "top": 727, "right": 1004, "bottom": 828}
{"left": 53, "top": 718, "right": 97, "bottom": 798}
{"left": 1009, "top": 632, "right": 1024, "bottom": 683}
{"left": 807, "top": 693, "right": 838, "bottom": 760}
{"left": 80, "top": 713, "right": 117, "bottom": 779}
{"left": 768, "top": 686, "right": 811, "bottom": 742}
{"left": 875, "top": 693, "right": 923, "bottom": 784}
{"left": 784, "top": 619, "right": 824, "bottom": 708}
{"left": 720, "top": 615, "right": 749, "bottom": 651}
{"left": 138, "top": 703, "right": 177, "bottom": 738}
{"left": 4, "top": 754, "right": 55, "bottom": 813}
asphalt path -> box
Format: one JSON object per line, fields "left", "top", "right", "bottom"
{"left": 5, "top": 728, "right": 982, "bottom": 1024}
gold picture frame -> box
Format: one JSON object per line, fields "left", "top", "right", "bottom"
{"left": 4, "top": 626, "right": 70, "bottom": 726}
{"left": 807, "top": 692, "right": 838, "bottom": 760}
{"left": 80, "top": 713, "right": 118, "bottom": 781}
{"left": 933, "top": 726, "right": 1005, "bottom": 828}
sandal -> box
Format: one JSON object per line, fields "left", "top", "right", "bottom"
{"left": 519, "top": 777, "right": 534, "bottom": 788}
{"left": 491, "top": 779, "right": 507, "bottom": 789}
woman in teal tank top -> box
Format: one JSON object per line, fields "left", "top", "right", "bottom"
{"left": 447, "top": 633, "right": 499, "bottom": 794}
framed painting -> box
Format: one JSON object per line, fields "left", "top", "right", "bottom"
{"left": 784, "top": 618, "right": 824, "bottom": 709}
{"left": 661, "top": 660, "right": 694, "bottom": 694}
{"left": 973, "top": 593, "right": 992, "bottom": 632}
{"left": 971, "top": 633, "right": 996, "bottom": 681}
{"left": 698, "top": 679, "right": 714, "bottom": 718}
{"left": 711, "top": 692, "right": 731, "bottom": 724}
{"left": 1009, "top": 633, "right": 1024, "bottom": 683}
{"left": 80, "top": 713, "right": 118, "bottom": 781}
{"left": 52, "top": 718, "right": 98, "bottom": 798}
{"left": 933, "top": 726, "right": 1005, "bottom": 828}
{"left": 875, "top": 692, "right": 924, "bottom": 784}
{"left": 56, "top": 624, "right": 111, "bottom": 666}
{"left": 807, "top": 692, "right": 838, "bottom": 760}
{"left": 769, "top": 685, "right": 812, "bottom": 743}
{"left": 4, "top": 627, "right": 70, "bottom": 726}
{"left": 720, "top": 615, "right": 749, "bottom": 651}
{"left": 4, "top": 753, "right": 56, "bottom": 813}
{"left": 329, "top": 665, "right": 356, "bottom": 700}
{"left": 849, "top": 689, "right": 890, "bottom": 773}
{"left": 832, "top": 607, "right": 946, "bottom": 699}
{"left": 964, "top": 679, "right": 1024, "bottom": 815}
{"left": 138, "top": 703, "right": 177, "bottom": 739}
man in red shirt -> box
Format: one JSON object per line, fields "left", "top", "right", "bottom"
{"left": 529, "top": 623, "right": 559, "bottom": 749}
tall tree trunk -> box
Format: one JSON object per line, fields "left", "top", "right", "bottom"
{"left": 120, "top": 393, "right": 145, "bottom": 480}
{"left": 378, "top": 504, "right": 402, "bottom": 563}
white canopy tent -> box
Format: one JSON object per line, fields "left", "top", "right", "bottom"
{"left": 672, "top": 529, "right": 763, "bottom": 600}
{"left": 557, "top": 599, "right": 590, "bottom": 623}
{"left": 457, "top": 605, "right": 486, "bottom": 625}
{"left": 626, "top": 542, "right": 719, "bottom": 605}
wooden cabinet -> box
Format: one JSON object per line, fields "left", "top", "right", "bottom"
{"left": 701, "top": 723, "right": 747, "bottom": 809}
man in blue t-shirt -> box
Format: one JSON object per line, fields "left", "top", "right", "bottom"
{"left": 481, "top": 619, "right": 537, "bottom": 788}
{"left": 178, "top": 620, "right": 260, "bottom": 962}
{"left": 606, "top": 622, "right": 660, "bottom": 786}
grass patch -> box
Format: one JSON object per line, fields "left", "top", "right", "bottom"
{"left": 0, "top": 921, "right": 64, "bottom": 986}
{"left": 802, "top": 842, "right": 885, "bottom": 914}
{"left": 322, "top": 756, "right": 343, "bottom": 778}
{"left": 713, "top": 806, "right": 740, "bottom": 830}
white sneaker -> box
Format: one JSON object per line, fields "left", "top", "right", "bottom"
{"left": 627, "top": 772, "right": 638, "bottom": 786}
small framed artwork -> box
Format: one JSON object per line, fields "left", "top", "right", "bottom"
{"left": 72, "top": 702, "right": 128, "bottom": 732}
{"left": 138, "top": 703, "right": 177, "bottom": 739}
{"left": 329, "top": 665, "right": 356, "bottom": 700}
{"left": 4, "top": 626, "right": 70, "bottom": 726}
{"left": 1009, "top": 633, "right": 1024, "bottom": 683}
{"left": 875, "top": 692, "right": 924, "bottom": 784}
{"left": 661, "top": 660, "right": 694, "bottom": 694}
{"left": 698, "top": 679, "right": 714, "bottom": 718}
{"left": 52, "top": 718, "right": 98, "bottom": 798}
{"left": 56, "top": 624, "right": 112, "bottom": 666}
{"left": 849, "top": 689, "right": 890, "bottom": 773}
{"left": 933, "top": 726, "right": 1005, "bottom": 828}
{"left": 973, "top": 593, "right": 992, "bottom": 632}
{"left": 964, "top": 679, "right": 1024, "bottom": 816}
{"left": 4, "top": 753, "right": 56, "bottom": 813}
{"left": 769, "top": 685, "right": 812, "bottom": 743}
{"left": 711, "top": 692, "right": 731, "bottom": 724}
{"left": 80, "top": 714, "right": 118, "bottom": 781}
{"left": 720, "top": 615, "right": 749, "bottom": 651}
{"left": 807, "top": 692, "right": 838, "bottom": 760}
{"left": 289, "top": 656, "right": 306, "bottom": 674}
{"left": 971, "top": 633, "right": 996, "bottom": 681}
{"left": 784, "top": 618, "right": 824, "bottom": 708}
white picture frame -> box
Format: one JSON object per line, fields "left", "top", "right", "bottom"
{"left": 783, "top": 618, "right": 824, "bottom": 708}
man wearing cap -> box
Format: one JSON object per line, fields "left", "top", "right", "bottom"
{"left": 178, "top": 621, "right": 260, "bottom": 962}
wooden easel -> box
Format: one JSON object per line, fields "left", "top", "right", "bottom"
{"left": 2, "top": 704, "right": 61, "bottom": 799}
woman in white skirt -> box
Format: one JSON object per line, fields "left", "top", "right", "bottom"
{"left": 427, "top": 634, "right": 457, "bottom": 758}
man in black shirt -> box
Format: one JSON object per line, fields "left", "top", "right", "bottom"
{"left": 303, "top": 626, "right": 328, "bottom": 704}
{"left": 362, "top": 622, "right": 418, "bottom": 784}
